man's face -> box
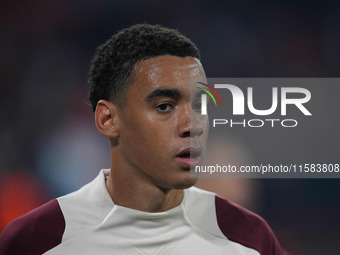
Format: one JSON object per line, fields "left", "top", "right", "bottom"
{"left": 116, "top": 55, "right": 208, "bottom": 190}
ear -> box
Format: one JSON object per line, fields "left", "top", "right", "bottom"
{"left": 95, "top": 100, "right": 120, "bottom": 138}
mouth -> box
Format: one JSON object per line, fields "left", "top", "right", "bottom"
{"left": 175, "top": 147, "right": 201, "bottom": 169}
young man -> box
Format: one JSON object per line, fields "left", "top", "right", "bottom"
{"left": 0, "top": 24, "right": 283, "bottom": 255}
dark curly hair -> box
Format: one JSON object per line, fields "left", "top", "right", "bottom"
{"left": 88, "top": 23, "right": 201, "bottom": 111}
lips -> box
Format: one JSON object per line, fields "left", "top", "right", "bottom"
{"left": 175, "top": 147, "right": 201, "bottom": 168}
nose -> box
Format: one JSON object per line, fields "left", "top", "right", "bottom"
{"left": 179, "top": 105, "right": 206, "bottom": 138}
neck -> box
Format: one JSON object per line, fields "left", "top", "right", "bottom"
{"left": 105, "top": 172, "right": 184, "bottom": 212}
{"left": 106, "top": 151, "right": 184, "bottom": 212}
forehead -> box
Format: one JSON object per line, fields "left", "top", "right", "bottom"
{"left": 130, "top": 55, "right": 206, "bottom": 95}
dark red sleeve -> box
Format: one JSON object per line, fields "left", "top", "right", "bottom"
{"left": 0, "top": 199, "right": 65, "bottom": 255}
{"left": 215, "top": 195, "right": 283, "bottom": 255}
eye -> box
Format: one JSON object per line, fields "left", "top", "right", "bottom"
{"left": 156, "top": 102, "right": 174, "bottom": 113}
{"left": 192, "top": 102, "right": 202, "bottom": 112}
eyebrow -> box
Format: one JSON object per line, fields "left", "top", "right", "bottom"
{"left": 145, "top": 88, "right": 182, "bottom": 102}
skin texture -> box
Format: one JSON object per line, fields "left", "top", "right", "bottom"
{"left": 95, "top": 56, "right": 208, "bottom": 212}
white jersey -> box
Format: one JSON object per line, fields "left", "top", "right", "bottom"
{"left": 0, "top": 170, "right": 282, "bottom": 255}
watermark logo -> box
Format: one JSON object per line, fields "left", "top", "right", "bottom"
{"left": 197, "top": 82, "right": 222, "bottom": 115}
{"left": 198, "top": 81, "right": 312, "bottom": 128}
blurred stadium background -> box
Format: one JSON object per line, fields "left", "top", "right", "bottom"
{"left": 1, "top": 1, "right": 340, "bottom": 254}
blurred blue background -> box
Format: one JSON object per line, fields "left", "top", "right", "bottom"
{"left": 1, "top": 1, "right": 340, "bottom": 254}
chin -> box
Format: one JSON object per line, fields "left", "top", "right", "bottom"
{"left": 173, "top": 177, "right": 198, "bottom": 190}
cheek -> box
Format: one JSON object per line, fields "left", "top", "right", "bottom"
{"left": 197, "top": 115, "right": 209, "bottom": 153}
{"left": 144, "top": 111, "right": 179, "bottom": 139}
{"left": 120, "top": 113, "right": 166, "bottom": 154}
{"left": 204, "top": 117, "right": 209, "bottom": 136}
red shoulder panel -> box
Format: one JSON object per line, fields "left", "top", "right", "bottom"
{"left": 215, "top": 195, "right": 283, "bottom": 255}
{"left": 0, "top": 199, "right": 65, "bottom": 255}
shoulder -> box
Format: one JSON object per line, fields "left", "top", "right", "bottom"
{"left": 184, "top": 187, "right": 282, "bottom": 255}
{"left": 215, "top": 195, "right": 283, "bottom": 255}
{"left": 0, "top": 199, "right": 65, "bottom": 255}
